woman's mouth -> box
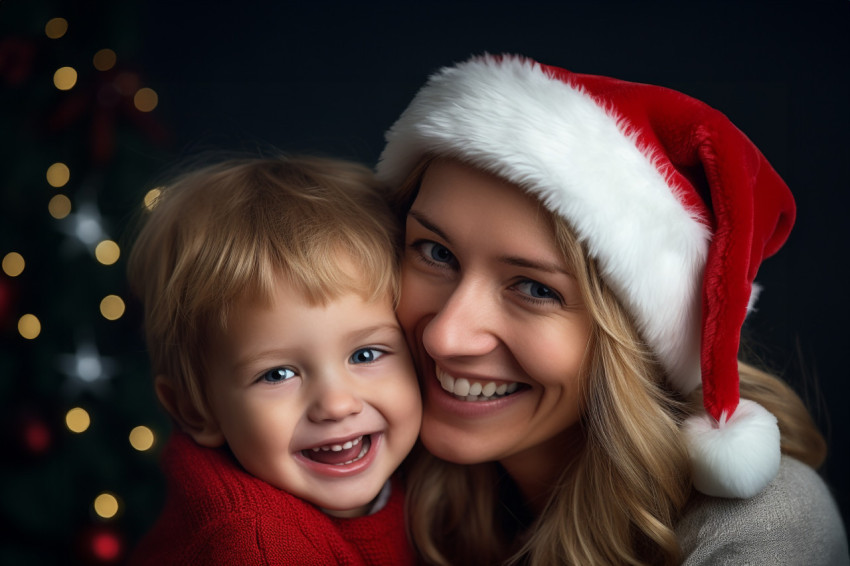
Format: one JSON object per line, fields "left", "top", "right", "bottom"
{"left": 436, "top": 368, "right": 523, "bottom": 401}
{"left": 302, "top": 435, "right": 371, "bottom": 466}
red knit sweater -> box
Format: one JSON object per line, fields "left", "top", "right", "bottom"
{"left": 128, "top": 433, "right": 415, "bottom": 565}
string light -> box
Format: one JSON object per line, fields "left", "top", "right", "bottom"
{"left": 45, "top": 17, "right": 68, "bottom": 39}
{"left": 93, "top": 493, "right": 120, "bottom": 519}
{"left": 48, "top": 194, "right": 72, "bottom": 219}
{"left": 2, "top": 252, "right": 25, "bottom": 276}
{"left": 65, "top": 407, "right": 91, "bottom": 433}
{"left": 94, "top": 240, "right": 120, "bottom": 265}
{"left": 133, "top": 87, "right": 158, "bottom": 112}
{"left": 53, "top": 66, "right": 78, "bottom": 91}
{"left": 90, "top": 529, "right": 122, "bottom": 561}
{"left": 58, "top": 201, "right": 108, "bottom": 251}
{"left": 143, "top": 188, "right": 162, "bottom": 210}
{"left": 92, "top": 48, "right": 117, "bottom": 72}
{"left": 59, "top": 342, "right": 117, "bottom": 391}
{"left": 46, "top": 162, "right": 70, "bottom": 188}
{"left": 18, "top": 314, "right": 41, "bottom": 339}
{"left": 129, "top": 426, "right": 155, "bottom": 451}
{"left": 99, "top": 295, "right": 125, "bottom": 320}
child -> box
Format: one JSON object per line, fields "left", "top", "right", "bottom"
{"left": 126, "top": 155, "right": 421, "bottom": 565}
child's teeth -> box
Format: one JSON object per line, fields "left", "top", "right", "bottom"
{"left": 312, "top": 435, "right": 363, "bottom": 453}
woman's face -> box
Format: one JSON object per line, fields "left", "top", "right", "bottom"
{"left": 397, "top": 159, "right": 592, "bottom": 488}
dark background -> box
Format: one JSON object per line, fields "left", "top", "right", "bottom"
{"left": 2, "top": 1, "right": 847, "bottom": 563}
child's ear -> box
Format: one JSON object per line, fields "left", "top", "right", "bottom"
{"left": 154, "top": 375, "right": 225, "bottom": 448}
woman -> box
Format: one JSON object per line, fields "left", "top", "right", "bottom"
{"left": 377, "top": 55, "right": 848, "bottom": 565}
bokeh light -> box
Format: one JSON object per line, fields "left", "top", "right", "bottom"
{"left": 93, "top": 493, "right": 119, "bottom": 519}
{"left": 18, "top": 314, "right": 41, "bottom": 339}
{"left": 133, "top": 87, "right": 158, "bottom": 112}
{"left": 95, "top": 240, "right": 120, "bottom": 265}
{"left": 99, "top": 295, "right": 125, "bottom": 320}
{"left": 143, "top": 188, "right": 162, "bottom": 210}
{"left": 65, "top": 407, "right": 91, "bottom": 433}
{"left": 2, "top": 252, "right": 25, "bottom": 276}
{"left": 93, "top": 48, "right": 117, "bottom": 71}
{"left": 48, "top": 194, "right": 72, "bottom": 219}
{"left": 91, "top": 529, "right": 122, "bottom": 561}
{"left": 46, "top": 162, "right": 70, "bottom": 188}
{"left": 129, "top": 426, "right": 155, "bottom": 451}
{"left": 53, "top": 66, "right": 78, "bottom": 90}
{"left": 45, "top": 17, "right": 68, "bottom": 39}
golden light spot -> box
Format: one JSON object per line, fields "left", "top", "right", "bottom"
{"left": 2, "top": 252, "right": 25, "bottom": 276}
{"left": 46, "top": 162, "right": 70, "bottom": 188}
{"left": 133, "top": 87, "right": 158, "bottom": 112}
{"left": 48, "top": 194, "right": 72, "bottom": 219}
{"left": 143, "top": 188, "right": 162, "bottom": 210}
{"left": 18, "top": 314, "right": 41, "bottom": 339}
{"left": 95, "top": 240, "right": 120, "bottom": 265}
{"left": 93, "top": 48, "right": 117, "bottom": 71}
{"left": 93, "top": 493, "right": 119, "bottom": 519}
{"left": 65, "top": 407, "right": 91, "bottom": 433}
{"left": 53, "top": 66, "right": 78, "bottom": 91}
{"left": 45, "top": 18, "right": 68, "bottom": 39}
{"left": 129, "top": 426, "right": 155, "bottom": 451}
{"left": 99, "top": 295, "right": 125, "bottom": 320}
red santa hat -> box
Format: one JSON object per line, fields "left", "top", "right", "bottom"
{"left": 377, "top": 54, "right": 793, "bottom": 498}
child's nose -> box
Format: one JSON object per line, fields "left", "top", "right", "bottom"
{"left": 307, "top": 379, "right": 363, "bottom": 422}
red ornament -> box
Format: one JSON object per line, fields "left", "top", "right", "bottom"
{"left": 75, "top": 525, "right": 125, "bottom": 565}
{"left": 0, "top": 37, "right": 37, "bottom": 86}
{"left": 22, "top": 417, "right": 51, "bottom": 454}
{"left": 91, "top": 530, "right": 122, "bottom": 562}
{"left": 0, "top": 276, "right": 13, "bottom": 327}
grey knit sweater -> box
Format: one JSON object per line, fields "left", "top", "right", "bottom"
{"left": 677, "top": 456, "right": 849, "bottom": 565}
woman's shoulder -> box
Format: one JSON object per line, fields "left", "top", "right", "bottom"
{"left": 676, "top": 456, "right": 849, "bottom": 566}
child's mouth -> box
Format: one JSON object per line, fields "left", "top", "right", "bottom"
{"left": 302, "top": 435, "right": 371, "bottom": 466}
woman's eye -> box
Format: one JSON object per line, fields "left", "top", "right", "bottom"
{"left": 349, "top": 348, "right": 385, "bottom": 364}
{"left": 260, "top": 367, "right": 296, "bottom": 383}
{"left": 515, "top": 280, "right": 562, "bottom": 303}
{"left": 416, "top": 241, "right": 456, "bottom": 266}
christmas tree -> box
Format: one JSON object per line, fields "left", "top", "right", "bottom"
{"left": 1, "top": 1, "right": 171, "bottom": 563}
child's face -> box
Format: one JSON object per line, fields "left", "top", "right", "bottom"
{"left": 200, "top": 280, "right": 421, "bottom": 517}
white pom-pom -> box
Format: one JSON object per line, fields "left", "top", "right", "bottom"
{"left": 683, "top": 399, "right": 781, "bottom": 498}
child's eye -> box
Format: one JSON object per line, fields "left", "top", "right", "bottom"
{"left": 260, "top": 367, "right": 297, "bottom": 383}
{"left": 349, "top": 348, "right": 385, "bottom": 364}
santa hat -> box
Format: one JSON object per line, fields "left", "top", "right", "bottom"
{"left": 377, "top": 54, "right": 793, "bottom": 498}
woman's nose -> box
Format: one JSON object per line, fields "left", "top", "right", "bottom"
{"left": 422, "top": 278, "right": 501, "bottom": 361}
{"left": 307, "top": 378, "right": 364, "bottom": 422}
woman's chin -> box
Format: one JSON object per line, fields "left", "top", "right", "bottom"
{"left": 419, "top": 416, "right": 496, "bottom": 464}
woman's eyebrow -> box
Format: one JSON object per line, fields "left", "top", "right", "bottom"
{"left": 500, "top": 256, "right": 571, "bottom": 276}
{"left": 410, "top": 209, "right": 570, "bottom": 276}
{"left": 408, "top": 210, "right": 452, "bottom": 244}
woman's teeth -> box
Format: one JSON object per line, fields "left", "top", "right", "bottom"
{"left": 437, "top": 370, "right": 519, "bottom": 401}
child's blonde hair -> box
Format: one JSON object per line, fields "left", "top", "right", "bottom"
{"left": 127, "top": 155, "right": 399, "bottom": 431}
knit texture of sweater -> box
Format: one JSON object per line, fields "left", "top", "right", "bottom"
{"left": 128, "top": 432, "right": 414, "bottom": 565}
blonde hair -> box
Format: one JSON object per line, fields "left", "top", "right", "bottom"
{"left": 397, "top": 158, "right": 826, "bottom": 566}
{"left": 127, "top": 155, "right": 399, "bottom": 430}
